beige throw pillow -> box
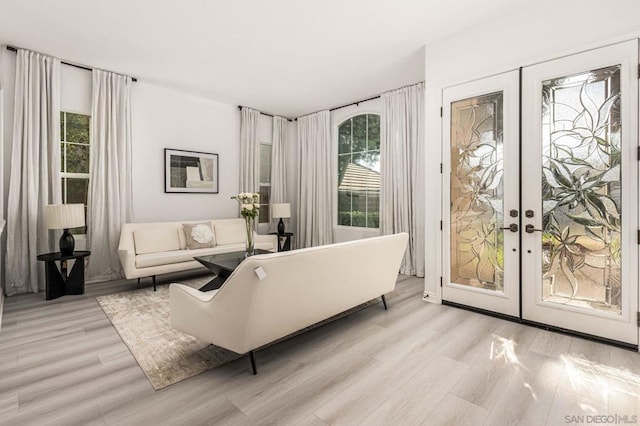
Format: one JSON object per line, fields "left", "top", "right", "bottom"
{"left": 182, "top": 222, "right": 215, "bottom": 250}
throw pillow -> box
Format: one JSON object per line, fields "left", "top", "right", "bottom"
{"left": 182, "top": 222, "right": 215, "bottom": 250}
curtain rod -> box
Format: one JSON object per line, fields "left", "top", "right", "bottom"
{"left": 329, "top": 95, "right": 381, "bottom": 112}
{"left": 296, "top": 93, "right": 383, "bottom": 120}
{"left": 5, "top": 45, "right": 138, "bottom": 82}
{"left": 238, "top": 105, "right": 293, "bottom": 122}
{"left": 241, "top": 80, "right": 424, "bottom": 121}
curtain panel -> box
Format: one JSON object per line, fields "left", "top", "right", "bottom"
{"left": 270, "top": 116, "right": 289, "bottom": 231}
{"left": 296, "top": 110, "right": 333, "bottom": 248}
{"left": 239, "top": 107, "right": 260, "bottom": 193}
{"left": 5, "top": 49, "right": 62, "bottom": 295}
{"left": 86, "top": 69, "right": 133, "bottom": 282}
{"left": 380, "top": 82, "right": 425, "bottom": 277}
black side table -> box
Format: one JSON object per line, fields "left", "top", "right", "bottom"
{"left": 269, "top": 232, "right": 294, "bottom": 252}
{"left": 36, "top": 251, "right": 91, "bottom": 300}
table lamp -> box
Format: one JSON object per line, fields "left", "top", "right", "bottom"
{"left": 45, "top": 204, "right": 85, "bottom": 256}
{"left": 271, "top": 203, "right": 291, "bottom": 235}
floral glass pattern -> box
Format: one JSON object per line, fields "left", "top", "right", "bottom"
{"left": 450, "top": 92, "right": 504, "bottom": 291}
{"left": 541, "top": 65, "right": 622, "bottom": 314}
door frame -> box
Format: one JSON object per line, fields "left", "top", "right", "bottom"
{"left": 520, "top": 39, "right": 639, "bottom": 346}
{"left": 440, "top": 39, "right": 640, "bottom": 348}
{"left": 441, "top": 70, "right": 521, "bottom": 318}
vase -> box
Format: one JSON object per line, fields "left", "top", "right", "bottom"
{"left": 244, "top": 217, "right": 255, "bottom": 257}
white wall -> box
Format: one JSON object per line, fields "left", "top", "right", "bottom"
{"left": 423, "top": 0, "right": 640, "bottom": 298}
{"left": 131, "top": 82, "right": 240, "bottom": 222}
{"left": 330, "top": 97, "right": 382, "bottom": 243}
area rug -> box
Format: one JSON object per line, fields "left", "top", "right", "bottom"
{"left": 97, "top": 276, "right": 387, "bottom": 390}
{"left": 96, "top": 276, "right": 241, "bottom": 390}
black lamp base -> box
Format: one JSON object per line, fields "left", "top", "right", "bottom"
{"left": 59, "top": 229, "right": 75, "bottom": 256}
{"left": 277, "top": 218, "right": 285, "bottom": 235}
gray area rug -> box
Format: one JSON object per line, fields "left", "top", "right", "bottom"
{"left": 97, "top": 276, "right": 240, "bottom": 390}
{"left": 97, "top": 275, "right": 386, "bottom": 390}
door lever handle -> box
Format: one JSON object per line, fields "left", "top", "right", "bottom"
{"left": 501, "top": 223, "right": 519, "bottom": 232}
{"left": 525, "top": 224, "right": 543, "bottom": 233}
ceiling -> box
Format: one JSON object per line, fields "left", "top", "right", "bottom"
{"left": 0, "top": 0, "right": 524, "bottom": 117}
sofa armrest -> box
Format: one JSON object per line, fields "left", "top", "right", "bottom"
{"left": 254, "top": 232, "right": 278, "bottom": 252}
{"left": 170, "top": 284, "right": 219, "bottom": 340}
{"left": 118, "top": 248, "right": 136, "bottom": 279}
{"left": 118, "top": 224, "right": 137, "bottom": 279}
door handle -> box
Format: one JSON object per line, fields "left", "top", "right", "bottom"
{"left": 525, "top": 224, "right": 543, "bottom": 233}
{"left": 502, "top": 223, "right": 519, "bottom": 232}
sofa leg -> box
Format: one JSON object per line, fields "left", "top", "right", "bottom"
{"left": 381, "top": 295, "right": 388, "bottom": 310}
{"left": 137, "top": 278, "right": 140, "bottom": 285}
{"left": 152, "top": 275, "right": 157, "bottom": 292}
{"left": 249, "top": 351, "right": 257, "bottom": 375}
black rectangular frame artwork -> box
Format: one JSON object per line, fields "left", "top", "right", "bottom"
{"left": 164, "top": 148, "right": 219, "bottom": 194}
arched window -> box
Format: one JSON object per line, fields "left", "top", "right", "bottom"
{"left": 337, "top": 114, "right": 380, "bottom": 228}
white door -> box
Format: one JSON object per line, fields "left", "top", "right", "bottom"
{"left": 521, "top": 41, "right": 639, "bottom": 345}
{"left": 442, "top": 70, "right": 520, "bottom": 317}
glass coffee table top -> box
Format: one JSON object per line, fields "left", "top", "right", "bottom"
{"left": 194, "top": 249, "right": 271, "bottom": 291}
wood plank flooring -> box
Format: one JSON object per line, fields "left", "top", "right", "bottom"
{"left": 1, "top": 274, "right": 639, "bottom": 425}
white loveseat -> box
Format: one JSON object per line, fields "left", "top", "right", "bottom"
{"left": 118, "top": 218, "right": 277, "bottom": 290}
{"left": 170, "top": 232, "right": 408, "bottom": 374}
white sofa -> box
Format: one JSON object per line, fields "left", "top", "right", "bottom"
{"left": 170, "top": 232, "right": 409, "bottom": 374}
{"left": 118, "top": 218, "right": 277, "bottom": 290}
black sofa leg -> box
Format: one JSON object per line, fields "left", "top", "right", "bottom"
{"left": 137, "top": 278, "right": 140, "bottom": 285}
{"left": 249, "top": 351, "right": 257, "bottom": 375}
{"left": 152, "top": 275, "right": 157, "bottom": 292}
{"left": 381, "top": 295, "right": 388, "bottom": 310}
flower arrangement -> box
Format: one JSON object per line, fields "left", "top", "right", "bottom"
{"left": 232, "top": 192, "right": 260, "bottom": 255}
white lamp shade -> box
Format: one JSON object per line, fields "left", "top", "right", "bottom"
{"left": 271, "top": 203, "right": 291, "bottom": 219}
{"left": 45, "top": 204, "right": 85, "bottom": 230}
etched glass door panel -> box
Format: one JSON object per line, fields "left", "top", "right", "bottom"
{"left": 442, "top": 70, "right": 520, "bottom": 317}
{"left": 521, "top": 40, "right": 638, "bottom": 345}
{"left": 450, "top": 92, "right": 504, "bottom": 292}
{"left": 541, "top": 66, "right": 622, "bottom": 314}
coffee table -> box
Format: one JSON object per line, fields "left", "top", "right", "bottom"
{"left": 194, "top": 249, "right": 271, "bottom": 292}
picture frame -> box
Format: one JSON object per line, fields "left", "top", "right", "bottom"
{"left": 164, "top": 148, "right": 219, "bottom": 193}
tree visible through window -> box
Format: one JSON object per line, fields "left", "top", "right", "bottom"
{"left": 60, "top": 111, "right": 90, "bottom": 234}
{"left": 337, "top": 114, "right": 380, "bottom": 228}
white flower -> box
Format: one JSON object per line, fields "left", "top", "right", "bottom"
{"left": 191, "top": 224, "right": 213, "bottom": 243}
{"left": 241, "top": 203, "right": 253, "bottom": 211}
{"left": 253, "top": 203, "right": 260, "bottom": 209}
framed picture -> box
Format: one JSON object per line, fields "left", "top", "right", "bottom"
{"left": 164, "top": 148, "right": 219, "bottom": 193}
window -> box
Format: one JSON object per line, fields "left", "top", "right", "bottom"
{"left": 258, "top": 143, "right": 272, "bottom": 223}
{"left": 337, "top": 114, "right": 380, "bottom": 228}
{"left": 60, "top": 111, "right": 90, "bottom": 234}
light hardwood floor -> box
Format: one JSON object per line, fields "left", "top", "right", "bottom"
{"left": 1, "top": 274, "right": 639, "bottom": 425}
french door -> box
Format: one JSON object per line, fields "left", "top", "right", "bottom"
{"left": 443, "top": 40, "right": 639, "bottom": 345}
{"left": 442, "top": 70, "right": 521, "bottom": 318}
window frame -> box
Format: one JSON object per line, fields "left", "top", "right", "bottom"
{"left": 258, "top": 142, "right": 272, "bottom": 224}
{"left": 60, "top": 110, "right": 91, "bottom": 236}
{"left": 334, "top": 111, "right": 381, "bottom": 230}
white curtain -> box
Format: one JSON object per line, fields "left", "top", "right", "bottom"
{"left": 5, "top": 49, "right": 61, "bottom": 295}
{"left": 270, "top": 116, "right": 289, "bottom": 230}
{"left": 239, "top": 107, "right": 260, "bottom": 193}
{"left": 380, "top": 82, "right": 425, "bottom": 277}
{"left": 86, "top": 69, "right": 132, "bottom": 282}
{"left": 296, "top": 110, "right": 332, "bottom": 248}
{"left": 270, "top": 116, "right": 288, "bottom": 203}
